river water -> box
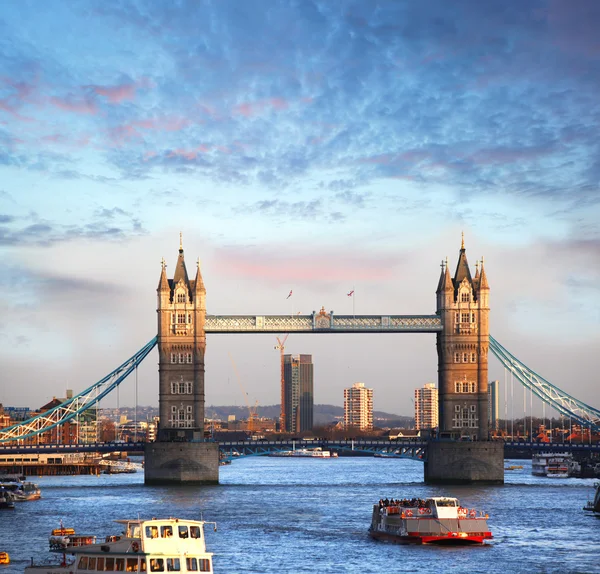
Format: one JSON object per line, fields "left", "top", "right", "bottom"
{"left": 1, "top": 457, "right": 598, "bottom": 574}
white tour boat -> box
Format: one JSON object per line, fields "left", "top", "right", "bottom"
{"left": 270, "top": 447, "right": 337, "bottom": 458}
{"left": 26, "top": 518, "right": 216, "bottom": 574}
{"left": 532, "top": 452, "right": 577, "bottom": 477}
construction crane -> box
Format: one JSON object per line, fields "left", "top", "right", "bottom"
{"left": 228, "top": 353, "right": 259, "bottom": 432}
{"left": 274, "top": 334, "right": 289, "bottom": 431}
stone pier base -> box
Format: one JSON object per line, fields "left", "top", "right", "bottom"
{"left": 424, "top": 440, "right": 504, "bottom": 485}
{"left": 144, "top": 442, "right": 219, "bottom": 485}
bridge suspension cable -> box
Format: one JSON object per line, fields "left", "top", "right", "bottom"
{"left": 0, "top": 337, "right": 158, "bottom": 444}
{"left": 489, "top": 336, "right": 600, "bottom": 432}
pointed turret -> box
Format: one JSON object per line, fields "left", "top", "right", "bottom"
{"left": 173, "top": 233, "right": 191, "bottom": 295}
{"left": 157, "top": 258, "right": 170, "bottom": 292}
{"left": 453, "top": 232, "right": 473, "bottom": 287}
{"left": 479, "top": 257, "right": 489, "bottom": 290}
{"left": 194, "top": 258, "right": 206, "bottom": 295}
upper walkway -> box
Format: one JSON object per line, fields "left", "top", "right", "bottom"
{"left": 204, "top": 312, "right": 442, "bottom": 333}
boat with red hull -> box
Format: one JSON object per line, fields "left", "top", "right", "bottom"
{"left": 369, "top": 496, "right": 492, "bottom": 545}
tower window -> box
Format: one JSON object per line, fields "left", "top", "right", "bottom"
{"left": 454, "top": 352, "right": 460, "bottom": 363}
{"left": 177, "top": 293, "right": 186, "bottom": 303}
{"left": 463, "top": 352, "right": 469, "bottom": 363}
{"left": 186, "top": 353, "right": 193, "bottom": 364}
{"left": 461, "top": 312, "right": 470, "bottom": 323}
{"left": 461, "top": 293, "right": 470, "bottom": 302}
{"left": 455, "top": 312, "right": 459, "bottom": 323}
{"left": 471, "top": 312, "right": 476, "bottom": 322}
{"left": 177, "top": 313, "right": 186, "bottom": 324}
{"left": 470, "top": 352, "right": 476, "bottom": 363}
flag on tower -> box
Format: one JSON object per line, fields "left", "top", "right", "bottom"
{"left": 286, "top": 290, "right": 293, "bottom": 299}
{"left": 347, "top": 290, "right": 354, "bottom": 297}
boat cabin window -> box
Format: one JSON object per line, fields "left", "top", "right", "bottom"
{"left": 150, "top": 558, "right": 164, "bottom": 572}
{"left": 88, "top": 558, "right": 97, "bottom": 570}
{"left": 186, "top": 558, "right": 211, "bottom": 572}
{"left": 161, "top": 525, "right": 173, "bottom": 538}
{"left": 116, "top": 558, "right": 125, "bottom": 571}
{"left": 190, "top": 526, "right": 201, "bottom": 539}
{"left": 147, "top": 526, "right": 159, "bottom": 539}
{"left": 126, "top": 558, "right": 139, "bottom": 572}
{"left": 97, "top": 558, "right": 105, "bottom": 571}
{"left": 127, "top": 524, "right": 141, "bottom": 538}
{"left": 178, "top": 525, "right": 188, "bottom": 539}
{"left": 435, "top": 499, "right": 457, "bottom": 507}
{"left": 79, "top": 557, "right": 89, "bottom": 570}
{"left": 166, "top": 558, "right": 180, "bottom": 571}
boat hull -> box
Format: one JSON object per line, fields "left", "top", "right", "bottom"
{"left": 369, "top": 528, "right": 491, "bottom": 545}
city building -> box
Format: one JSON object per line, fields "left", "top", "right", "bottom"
{"left": 343, "top": 382, "right": 373, "bottom": 430}
{"left": 283, "top": 354, "right": 314, "bottom": 433}
{"left": 488, "top": 380, "right": 500, "bottom": 431}
{"left": 414, "top": 383, "right": 439, "bottom": 431}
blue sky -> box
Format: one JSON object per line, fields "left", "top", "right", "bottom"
{"left": 0, "top": 1, "right": 598, "bottom": 417}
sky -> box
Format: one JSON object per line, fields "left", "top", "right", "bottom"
{"left": 0, "top": 0, "right": 598, "bottom": 418}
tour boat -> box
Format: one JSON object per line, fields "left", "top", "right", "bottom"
{"left": 369, "top": 496, "right": 492, "bottom": 545}
{"left": 532, "top": 452, "right": 576, "bottom": 477}
{"left": 270, "top": 448, "right": 337, "bottom": 458}
{"left": 25, "top": 518, "right": 216, "bottom": 574}
{"left": 583, "top": 482, "right": 600, "bottom": 516}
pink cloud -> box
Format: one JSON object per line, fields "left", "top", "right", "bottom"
{"left": 49, "top": 95, "right": 98, "bottom": 115}
{"left": 233, "top": 98, "right": 290, "bottom": 117}
{"left": 214, "top": 248, "right": 396, "bottom": 284}
{"left": 90, "top": 83, "right": 137, "bottom": 103}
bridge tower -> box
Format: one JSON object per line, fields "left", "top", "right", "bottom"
{"left": 144, "top": 236, "right": 219, "bottom": 485}
{"left": 436, "top": 234, "right": 489, "bottom": 441}
{"left": 425, "top": 235, "right": 503, "bottom": 484}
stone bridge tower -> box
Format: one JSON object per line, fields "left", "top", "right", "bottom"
{"left": 156, "top": 236, "right": 207, "bottom": 441}
{"left": 426, "top": 235, "right": 503, "bottom": 484}
{"left": 436, "top": 235, "right": 489, "bottom": 440}
{"left": 144, "top": 236, "right": 219, "bottom": 485}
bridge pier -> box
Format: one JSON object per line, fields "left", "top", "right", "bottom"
{"left": 144, "top": 442, "right": 219, "bottom": 485}
{"left": 424, "top": 440, "right": 504, "bottom": 485}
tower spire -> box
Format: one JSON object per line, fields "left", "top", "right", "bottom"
{"left": 461, "top": 231, "right": 465, "bottom": 250}
{"left": 179, "top": 232, "right": 183, "bottom": 252}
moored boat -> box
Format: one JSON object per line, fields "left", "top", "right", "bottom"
{"left": 0, "top": 488, "right": 15, "bottom": 510}
{"left": 0, "top": 476, "right": 41, "bottom": 501}
{"left": 25, "top": 517, "right": 216, "bottom": 574}
{"left": 369, "top": 496, "right": 492, "bottom": 545}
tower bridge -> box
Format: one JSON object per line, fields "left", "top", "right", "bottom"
{"left": 1, "top": 236, "right": 599, "bottom": 485}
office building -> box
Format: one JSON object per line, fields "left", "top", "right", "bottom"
{"left": 415, "top": 383, "right": 439, "bottom": 430}
{"left": 283, "top": 354, "right": 314, "bottom": 433}
{"left": 344, "top": 382, "right": 374, "bottom": 430}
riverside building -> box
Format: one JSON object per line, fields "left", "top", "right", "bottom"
{"left": 283, "top": 354, "right": 314, "bottom": 433}
{"left": 414, "top": 383, "right": 439, "bottom": 431}
{"left": 343, "top": 382, "right": 373, "bottom": 430}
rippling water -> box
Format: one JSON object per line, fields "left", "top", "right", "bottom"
{"left": 1, "top": 457, "right": 598, "bottom": 574}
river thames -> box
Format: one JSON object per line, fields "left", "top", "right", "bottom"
{"left": 1, "top": 456, "right": 598, "bottom": 574}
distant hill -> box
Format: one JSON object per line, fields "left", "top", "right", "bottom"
{"left": 205, "top": 404, "right": 414, "bottom": 428}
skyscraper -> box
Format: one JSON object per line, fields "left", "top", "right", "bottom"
{"left": 344, "top": 382, "right": 373, "bottom": 430}
{"left": 415, "top": 383, "right": 439, "bottom": 431}
{"left": 283, "top": 354, "right": 313, "bottom": 433}
{"left": 488, "top": 380, "right": 500, "bottom": 431}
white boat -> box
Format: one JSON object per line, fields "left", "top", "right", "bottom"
{"left": 270, "top": 447, "right": 337, "bottom": 458}
{"left": 0, "top": 478, "right": 41, "bottom": 501}
{"left": 25, "top": 518, "right": 216, "bottom": 574}
{"left": 532, "top": 452, "right": 576, "bottom": 477}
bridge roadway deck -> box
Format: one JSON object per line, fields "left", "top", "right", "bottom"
{"left": 204, "top": 314, "right": 443, "bottom": 333}
{"left": 1, "top": 440, "right": 598, "bottom": 456}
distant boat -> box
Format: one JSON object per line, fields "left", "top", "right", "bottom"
{"left": 532, "top": 452, "right": 578, "bottom": 477}
{"left": 270, "top": 447, "right": 337, "bottom": 458}
{"left": 583, "top": 482, "right": 600, "bottom": 516}
{"left": 505, "top": 465, "right": 524, "bottom": 471}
